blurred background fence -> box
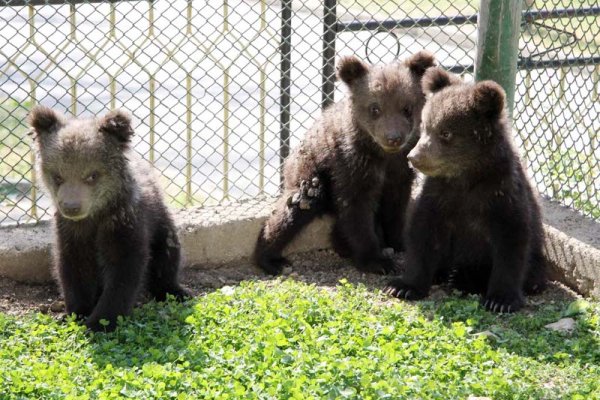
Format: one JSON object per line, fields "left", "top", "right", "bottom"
{"left": 0, "top": 0, "right": 598, "bottom": 226}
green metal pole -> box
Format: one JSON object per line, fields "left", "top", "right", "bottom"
{"left": 475, "top": 0, "right": 522, "bottom": 117}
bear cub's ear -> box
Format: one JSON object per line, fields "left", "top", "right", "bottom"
{"left": 28, "top": 105, "right": 64, "bottom": 135}
{"left": 422, "top": 67, "right": 461, "bottom": 95}
{"left": 99, "top": 110, "right": 134, "bottom": 143}
{"left": 337, "top": 55, "right": 369, "bottom": 85}
{"left": 472, "top": 80, "right": 506, "bottom": 119}
{"left": 404, "top": 50, "right": 436, "bottom": 77}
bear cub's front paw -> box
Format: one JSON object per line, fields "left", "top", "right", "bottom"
{"left": 85, "top": 316, "right": 117, "bottom": 333}
{"left": 482, "top": 290, "right": 525, "bottom": 313}
{"left": 384, "top": 278, "right": 428, "bottom": 300}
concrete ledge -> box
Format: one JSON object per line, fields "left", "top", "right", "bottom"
{"left": 172, "top": 197, "right": 332, "bottom": 268}
{"left": 0, "top": 197, "right": 598, "bottom": 299}
{"left": 541, "top": 200, "right": 600, "bottom": 298}
{"left": 0, "top": 223, "right": 53, "bottom": 283}
{"left": 0, "top": 197, "right": 333, "bottom": 283}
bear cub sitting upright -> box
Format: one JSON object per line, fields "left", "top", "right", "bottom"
{"left": 30, "top": 106, "right": 189, "bottom": 332}
{"left": 385, "top": 67, "right": 546, "bottom": 312}
{"left": 255, "top": 51, "right": 436, "bottom": 275}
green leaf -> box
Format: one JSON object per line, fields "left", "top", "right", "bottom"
{"left": 564, "top": 300, "right": 591, "bottom": 317}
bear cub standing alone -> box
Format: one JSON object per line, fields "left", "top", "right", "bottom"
{"left": 385, "top": 68, "right": 546, "bottom": 312}
{"left": 30, "top": 106, "right": 189, "bottom": 332}
{"left": 255, "top": 51, "right": 436, "bottom": 275}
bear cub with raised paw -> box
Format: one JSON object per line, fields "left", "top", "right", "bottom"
{"left": 384, "top": 67, "right": 547, "bottom": 313}
{"left": 29, "top": 106, "right": 189, "bottom": 332}
{"left": 255, "top": 51, "right": 436, "bottom": 276}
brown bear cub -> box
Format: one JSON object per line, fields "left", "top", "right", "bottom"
{"left": 254, "top": 51, "right": 436, "bottom": 275}
{"left": 29, "top": 106, "right": 189, "bottom": 332}
{"left": 384, "top": 68, "right": 547, "bottom": 312}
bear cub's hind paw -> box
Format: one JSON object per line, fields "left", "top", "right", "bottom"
{"left": 154, "top": 286, "right": 191, "bottom": 302}
{"left": 257, "top": 256, "right": 290, "bottom": 276}
{"left": 356, "top": 256, "right": 399, "bottom": 275}
{"left": 287, "top": 177, "right": 321, "bottom": 211}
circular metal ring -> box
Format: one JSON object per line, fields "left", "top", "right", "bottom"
{"left": 365, "top": 29, "right": 401, "bottom": 64}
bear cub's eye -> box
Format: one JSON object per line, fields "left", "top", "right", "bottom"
{"left": 369, "top": 104, "right": 381, "bottom": 119}
{"left": 52, "top": 174, "right": 64, "bottom": 186}
{"left": 403, "top": 106, "right": 412, "bottom": 118}
{"left": 439, "top": 131, "right": 452, "bottom": 140}
{"left": 84, "top": 171, "right": 100, "bottom": 185}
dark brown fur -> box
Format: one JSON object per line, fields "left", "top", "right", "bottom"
{"left": 384, "top": 68, "right": 547, "bottom": 312}
{"left": 30, "top": 106, "right": 189, "bottom": 332}
{"left": 254, "top": 51, "right": 436, "bottom": 275}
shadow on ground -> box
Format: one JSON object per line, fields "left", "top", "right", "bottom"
{"left": 1, "top": 248, "right": 593, "bottom": 368}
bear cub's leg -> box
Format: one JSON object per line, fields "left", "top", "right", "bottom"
{"left": 57, "top": 243, "right": 100, "bottom": 319}
{"left": 377, "top": 166, "right": 413, "bottom": 252}
{"left": 146, "top": 218, "right": 190, "bottom": 301}
{"left": 384, "top": 200, "right": 447, "bottom": 298}
{"left": 255, "top": 177, "right": 324, "bottom": 275}
{"left": 83, "top": 224, "right": 149, "bottom": 332}
{"left": 334, "top": 199, "right": 398, "bottom": 275}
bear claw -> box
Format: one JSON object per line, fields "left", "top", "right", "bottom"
{"left": 384, "top": 286, "right": 414, "bottom": 300}
{"left": 384, "top": 279, "right": 427, "bottom": 300}
{"left": 481, "top": 296, "right": 523, "bottom": 313}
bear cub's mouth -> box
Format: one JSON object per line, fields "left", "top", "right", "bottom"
{"left": 381, "top": 145, "right": 404, "bottom": 154}
{"left": 59, "top": 210, "right": 89, "bottom": 221}
{"left": 379, "top": 129, "right": 419, "bottom": 154}
{"left": 408, "top": 158, "right": 442, "bottom": 176}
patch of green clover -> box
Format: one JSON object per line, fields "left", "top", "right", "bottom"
{"left": 0, "top": 279, "right": 598, "bottom": 399}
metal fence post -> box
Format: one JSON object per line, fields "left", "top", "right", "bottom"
{"left": 322, "top": 0, "right": 337, "bottom": 108}
{"left": 279, "top": 0, "right": 292, "bottom": 183}
{"left": 475, "top": 0, "right": 522, "bottom": 117}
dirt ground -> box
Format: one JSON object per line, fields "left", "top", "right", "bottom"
{"left": 0, "top": 249, "right": 580, "bottom": 318}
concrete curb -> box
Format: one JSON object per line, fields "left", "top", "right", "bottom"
{"left": 0, "top": 197, "right": 333, "bottom": 283}
{"left": 0, "top": 197, "right": 598, "bottom": 298}
{"left": 0, "top": 223, "right": 53, "bottom": 283}
{"left": 173, "top": 198, "right": 333, "bottom": 268}
{"left": 541, "top": 200, "right": 600, "bottom": 298}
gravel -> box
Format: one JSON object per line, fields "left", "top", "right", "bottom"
{"left": 0, "top": 249, "right": 580, "bottom": 317}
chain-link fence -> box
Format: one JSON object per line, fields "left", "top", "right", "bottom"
{"left": 515, "top": 1, "right": 599, "bottom": 221}
{"left": 0, "top": 0, "right": 598, "bottom": 226}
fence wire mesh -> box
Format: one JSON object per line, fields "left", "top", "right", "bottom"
{"left": 0, "top": 0, "right": 598, "bottom": 226}
{"left": 515, "top": 0, "right": 599, "bottom": 221}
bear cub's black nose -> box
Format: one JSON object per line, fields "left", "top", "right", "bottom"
{"left": 61, "top": 202, "right": 81, "bottom": 216}
{"left": 387, "top": 137, "right": 403, "bottom": 147}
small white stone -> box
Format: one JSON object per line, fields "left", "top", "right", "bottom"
{"left": 50, "top": 300, "right": 65, "bottom": 313}
{"left": 545, "top": 317, "right": 576, "bottom": 333}
{"left": 220, "top": 286, "right": 235, "bottom": 296}
{"left": 472, "top": 330, "right": 501, "bottom": 341}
